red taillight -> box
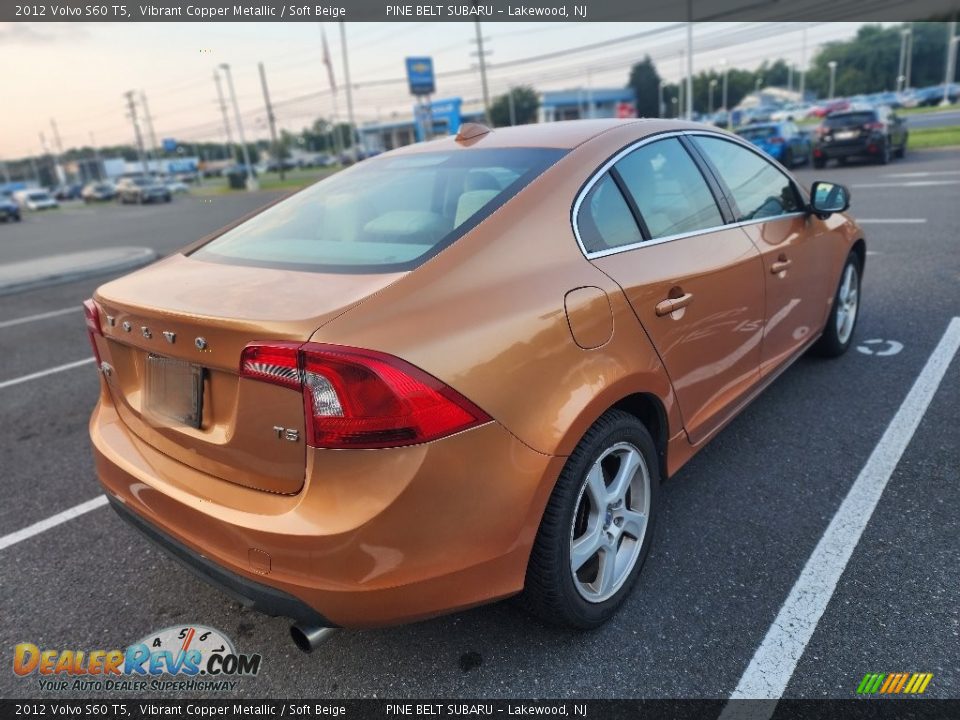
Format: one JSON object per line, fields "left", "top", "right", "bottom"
{"left": 83, "top": 298, "right": 103, "bottom": 365}
{"left": 769, "top": 136, "right": 784, "bottom": 144}
{"left": 239, "top": 342, "right": 491, "bottom": 449}
{"left": 865, "top": 121, "right": 884, "bottom": 131}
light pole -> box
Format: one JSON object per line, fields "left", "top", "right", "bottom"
{"left": 828, "top": 61, "right": 838, "bottom": 100}
{"left": 219, "top": 63, "right": 257, "bottom": 191}
{"left": 659, "top": 80, "right": 666, "bottom": 118}
{"left": 685, "top": 15, "right": 694, "bottom": 120}
{"left": 799, "top": 25, "right": 807, "bottom": 99}
{"left": 943, "top": 22, "right": 958, "bottom": 107}
{"left": 671, "top": 96, "right": 678, "bottom": 118}
{"left": 904, "top": 23, "right": 914, "bottom": 91}
{"left": 721, "top": 59, "right": 729, "bottom": 127}
{"left": 709, "top": 78, "right": 718, "bottom": 115}
{"left": 897, "top": 28, "right": 910, "bottom": 92}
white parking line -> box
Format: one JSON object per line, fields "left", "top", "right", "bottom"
{"left": 0, "top": 357, "right": 95, "bottom": 391}
{"left": 0, "top": 306, "right": 78, "bottom": 329}
{"left": 0, "top": 495, "right": 108, "bottom": 552}
{"left": 882, "top": 170, "right": 960, "bottom": 178}
{"left": 855, "top": 218, "right": 926, "bottom": 224}
{"left": 852, "top": 180, "right": 960, "bottom": 189}
{"left": 724, "top": 316, "right": 960, "bottom": 709}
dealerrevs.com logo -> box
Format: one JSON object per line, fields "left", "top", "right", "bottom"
{"left": 13, "top": 625, "right": 262, "bottom": 692}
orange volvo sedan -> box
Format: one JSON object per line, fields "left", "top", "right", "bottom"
{"left": 86, "top": 119, "right": 863, "bottom": 650}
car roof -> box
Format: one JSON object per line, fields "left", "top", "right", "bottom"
{"left": 737, "top": 122, "right": 780, "bottom": 130}
{"left": 387, "top": 118, "right": 709, "bottom": 154}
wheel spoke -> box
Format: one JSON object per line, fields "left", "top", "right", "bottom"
{"left": 595, "top": 547, "right": 618, "bottom": 596}
{"left": 620, "top": 509, "right": 647, "bottom": 540}
{"left": 840, "top": 267, "right": 852, "bottom": 300}
{"left": 609, "top": 449, "right": 642, "bottom": 502}
{"left": 571, "top": 526, "right": 603, "bottom": 572}
{"left": 585, "top": 463, "right": 607, "bottom": 507}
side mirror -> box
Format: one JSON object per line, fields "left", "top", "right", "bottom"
{"left": 809, "top": 180, "right": 851, "bottom": 218}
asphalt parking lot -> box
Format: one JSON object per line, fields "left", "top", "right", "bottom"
{"left": 1, "top": 148, "right": 957, "bottom": 701}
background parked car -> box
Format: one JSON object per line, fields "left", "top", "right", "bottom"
{"left": 53, "top": 184, "right": 83, "bottom": 201}
{"left": 0, "top": 194, "right": 21, "bottom": 222}
{"left": 13, "top": 188, "right": 59, "bottom": 210}
{"left": 162, "top": 178, "right": 190, "bottom": 195}
{"left": 81, "top": 182, "right": 117, "bottom": 203}
{"left": 813, "top": 105, "right": 908, "bottom": 167}
{"left": 115, "top": 176, "right": 173, "bottom": 204}
{"left": 736, "top": 121, "right": 812, "bottom": 167}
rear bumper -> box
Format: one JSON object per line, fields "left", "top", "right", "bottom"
{"left": 91, "top": 399, "right": 562, "bottom": 628}
{"left": 108, "top": 495, "right": 334, "bottom": 627}
{"left": 815, "top": 137, "right": 883, "bottom": 158}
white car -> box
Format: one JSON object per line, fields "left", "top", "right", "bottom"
{"left": 165, "top": 180, "right": 190, "bottom": 194}
{"left": 14, "top": 189, "right": 59, "bottom": 210}
{"left": 771, "top": 103, "right": 815, "bottom": 122}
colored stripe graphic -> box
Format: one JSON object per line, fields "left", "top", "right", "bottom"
{"left": 857, "top": 672, "right": 933, "bottom": 694}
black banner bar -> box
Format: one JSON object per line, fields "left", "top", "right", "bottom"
{"left": 2, "top": 0, "right": 960, "bottom": 23}
{"left": 4, "top": 700, "right": 960, "bottom": 720}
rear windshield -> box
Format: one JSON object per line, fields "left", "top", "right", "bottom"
{"left": 193, "top": 147, "right": 566, "bottom": 274}
{"left": 826, "top": 112, "right": 875, "bottom": 127}
{"left": 737, "top": 126, "right": 777, "bottom": 140}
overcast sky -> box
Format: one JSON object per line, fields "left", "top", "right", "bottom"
{"left": 0, "top": 21, "right": 867, "bottom": 158}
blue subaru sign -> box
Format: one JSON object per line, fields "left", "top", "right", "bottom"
{"left": 405, "top": 57, "right": 435, "bottom": 96}
{"left": 162, "top": 138, "right": 178, "bottom": 153}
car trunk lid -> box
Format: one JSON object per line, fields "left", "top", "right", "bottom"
{"left": 93, "top": 253, "right": 403, "bottom": 494}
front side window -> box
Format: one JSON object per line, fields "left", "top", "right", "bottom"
{"left": 193, "top": 147, "right": 566, "bottom": 273}
{"left": 692, "top": 136, "right": 803, "bottom": 221}
{"left": 613, "top": 137, "right": 723, "bottom": 240}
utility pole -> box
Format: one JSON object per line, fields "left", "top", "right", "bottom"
{"left": 89, "top": 131, "right": 103, "bottom": 180}
{"left": 685, "top": 5, "right": 694, "bottom": 120}
{"left": 904, "top": 23, "right": 914, "bottom": 91}
{"left": 213, "top": 70, "right": 235, "bottom": 162}
{"left": 124, "top": 90, "right": 150, "bottom": 176}
{"left": 473, "top": 20, "right": 492, "bottom": 125}
{"left": 828, "top": 61, "right": 838, "bottom": 99}
{"left": 258, "top": 61, "right": 283, "bottom": 180}
{"left": 140, "top": 91, "right": 160, "bottom": 168}
{"left": 897, "top": 27, "right": 908, "bottom": 91}
{"left": 49, "top": 118, "right": 66, "bottom": 184}
{"left": 339, "top": 22, "right": 360, "bottom": 155}
{"left": 943, "top": 21, "right": 958, "bottom": 106}
{"left": 799, "top": 25, "right": 807, "bottom": 99}
{"left": 721, "top": 59, "right": 730, "bottom": 126}
{"left": 659, "top": 80, "right": 666, "bottom": 118}
{"left": 218, "top": 63, "right": 257, "bottom": 190}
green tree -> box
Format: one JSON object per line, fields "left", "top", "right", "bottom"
{"left": 627, "top": 55, "right": 662, "bottom": 117}
{"left": 489, "top": 86, "right": 539, "bottom": 126}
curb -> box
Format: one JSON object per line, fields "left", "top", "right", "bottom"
{"left": 0, "top": 247, "right": 158, "bottom": 297}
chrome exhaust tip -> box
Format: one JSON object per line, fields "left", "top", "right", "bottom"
{"left": 290, "top": 624, "right": 339, "bottom": 653}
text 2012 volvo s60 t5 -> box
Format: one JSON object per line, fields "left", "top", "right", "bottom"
{"left": 86, "top": 119, "right": 864, "bottom": 650}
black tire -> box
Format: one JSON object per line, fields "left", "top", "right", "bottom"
{"left": 838, "top": 156, "right": 848, "bottom": 166}
{"left": 782, "top": 148, "right": 793, "bottom": 168}
{"left": 877, "top": 139, "right": 891, "bottom": 165}
{"left": 522, "top": 409, "right": 660, "bottom": 629}
{"left": 813, "top": 252, "right": 862, "bottom": 358}
{"left": 813, "top": 157, "right": 826, "bottom": 169}
{"left": 895, "top": 138, "right": 906, "bottom": 159}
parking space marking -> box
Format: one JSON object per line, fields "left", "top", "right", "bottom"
{"left": 855, "top": 218, "right": 926, "bottom": 224}
{"left": 882, "top": 170, "right": 960, "bottom": 178}
{"left": 725, "top": 316, "right": 960, "bottom": 705}
{"left": 852, "top": 180, "right": 960, "bottom": 189}
{"left": 0, "top": 495, "right": 107, "bottom": 552}
{"left": 0, "top": 306, "right": 78, "bottom": 329}
{"left": 0, "top": 357, "right": 95, "bottom": 390}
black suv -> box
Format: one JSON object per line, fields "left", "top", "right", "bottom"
{"left": 813, "top": 106, "right": 908, "bottom": 168}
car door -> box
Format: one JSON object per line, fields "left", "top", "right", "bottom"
{"left": 688, "top": 134, "right": 833, "bottom": 376}
{"left": 576, "top": 135, "right": 765, "bottom": 445}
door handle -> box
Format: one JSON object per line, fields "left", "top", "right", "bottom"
{"left": 655, "top": 292, "right": 694, "bottom": 317}
{"left": 771, "top": 259, "right": 793, "bottom": 274}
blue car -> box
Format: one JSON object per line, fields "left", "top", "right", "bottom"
{"left": 0, "top": 194, "right": 21, "bottom": 222}
{"left": 735, "top": 121, "right": 812, "bottom": 168}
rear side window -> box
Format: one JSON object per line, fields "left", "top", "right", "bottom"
{"left": 825, "top": 112, "right": 876, "bottom": 127}
{"left": 613, "top": 138, "right": 723, "bottom": 240}
{"left": 193, "top": 147, "right": 566, "bottom": 274}
{"left": 737, "top": 126, "right": 777, "bottom": 141}
{"left": 577, "top": 174, "right": 643, "bottom": 253}
{"left": 691, "top": 136, "right": 803, "bottom": 221}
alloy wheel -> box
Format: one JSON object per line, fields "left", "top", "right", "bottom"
{"left": 569, "top": 442, "right": 651, "bottom": 603}
{"left": 836, "top": 263, "right": 859, "bottom": 344}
